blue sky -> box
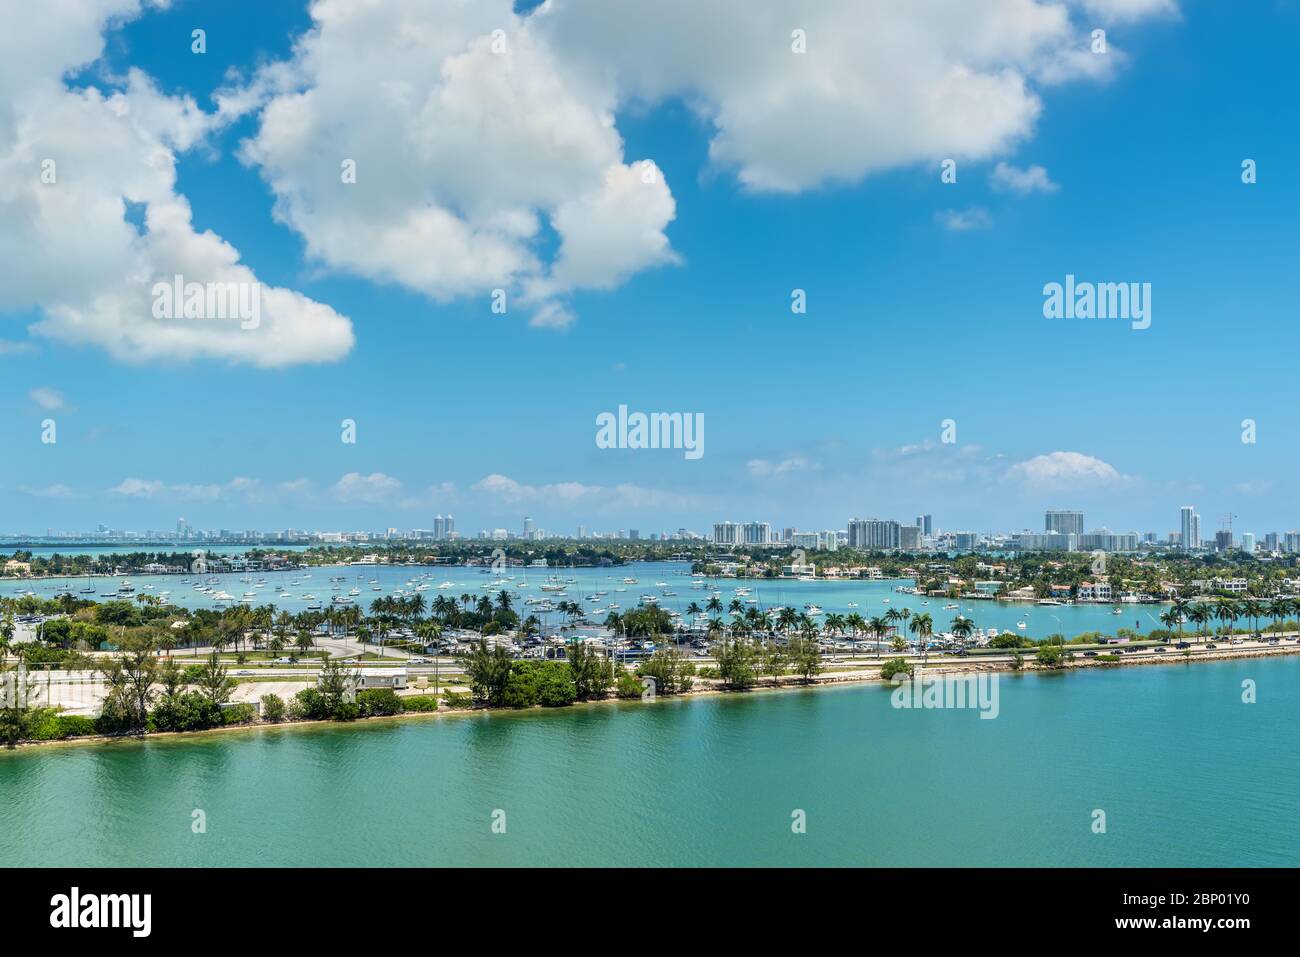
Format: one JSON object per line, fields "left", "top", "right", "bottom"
{"left": 3, "top": 0, "right": 1299, "bottom": 539}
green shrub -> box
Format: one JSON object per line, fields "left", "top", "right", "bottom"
{"left": 502, "top": 664, "right": 539, "bottom": 708}
{"left": 260, "top": 693, "right": 286, "bottom": 723}
{"left": 50, "top": 714, "right": 98, "bottom": 739}
{"left": 289, "top": 687, "right": 330, "bottom": 721}
{"left": 1035, "top": 645, "right": 1066, "bottom": 668}
{"left": 615, "top": 672, "right": 645, "bottom": 699}
{"left": 356, "top": 688, "right": 404, "bottom": 717}
{"left": 151, "top": 692, "right": 222, "bottom": 732}
{"left": 696, "top": 666, "right": 720, "bottom": 679}
{"left": 181, "top": 664, "right": 206, "bottom": 682}
{"left": 402, "top": 695, "right": 440, "bottom": 712}
{"left": 442, "top": 691, "right": 472, "bottom": 709}
{"left": 18, "top": 646, "right": 69, "bottom": 666}
{"left": 879, "top": 658, "right": 913, "bottom": 681}
{"left": 333, "top": 702, "right": 360, "bottom": 722}
{"left": 536, "top": 663, "right": 577, "bottom": 707}
{"left": 221, "top": 703, "right": 257, "bottom": 725}
{"left": 18, "top": 711, "right": 54, "bottom": 741}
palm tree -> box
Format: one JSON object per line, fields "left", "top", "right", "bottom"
{"left": 845, "top": 612, "right": 866, "bottom": 649}
{"left": 1188, "top": 603, "right": 1210, "bottom": 642}
{"left": 868, "top": 615, "right": 889, "bottom": 656}
{"left": 777, "top": 606, "right": 799, "bottom": 635}
{"left": 884, "top": 607, "right": 902, "bottom": 643}
{"left": 1240, "top": 598, "right": 1264, "bottom": 638}
{"left": 603, "top": 611, "right": 624, "bottom": 639}
{"left": 1214, "top": 598, "right": 1237, "bottom": 641}
{"left": 1170, "top": 595, "right": 1190, "bottom": 637}
{"left": 823, "top": 612, "right": 846, "bottom": 638}
{"left": 1159, "top": 608, "right": 1181, "bottom": 636}
{"left": 1267, "top": 597, "right": 1289, "bottom": 636}
{"left": 909, "top": 612, "right": 933, "bottom": 665}
{"left": 1, "top": 610, "right": 15, "bottom": 668}
{"left": 950, "top": 615, "right": 973, "bottom": 654}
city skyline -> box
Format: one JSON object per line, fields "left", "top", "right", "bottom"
{"left": 10, "top": 503, "right": 1300, "bottom": 554}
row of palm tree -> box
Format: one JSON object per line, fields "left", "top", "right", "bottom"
{"left": 1160, "top": 595, "right": 1299, "bottom": 643}
{"left": 638, "top": 600, "right": 982, "bottom": 662}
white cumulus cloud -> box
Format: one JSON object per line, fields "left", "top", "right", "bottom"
{"left": 0, "top": 1, "right": 354, "bottom": 367}
{"left": 28, "top": 387, "right": 65, "bottom": 410}
{"left": 990, "top": 161, "right": 1059, "bottom": 193}
{"left": 1005, "top": 451, "right": 1126, "bottom": 488}
{"left": 936, "top": 207, "right": 993, "bottom": 231}
{"left": 228, "top": 0, "right": 678, "bottom": 330}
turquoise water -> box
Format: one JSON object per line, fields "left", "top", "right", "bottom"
{"left": 0, "top": 560, "right": 1163, "bottom": 641}
{"left": 2, "top": 656, "right": 1296, "bottom": 866}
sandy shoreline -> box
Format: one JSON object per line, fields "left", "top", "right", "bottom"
{"left": 6, "top": 637, "right": 1298, "bottom": 755}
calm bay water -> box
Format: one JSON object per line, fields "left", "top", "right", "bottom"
{"left": 0, "top": 559, "right": 1163, "bottom": 640}
{"left": 3, "top": 656, "right": 1297, "bottom": 866}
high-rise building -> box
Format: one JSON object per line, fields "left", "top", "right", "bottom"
{"left": 1045, "top": 509, "right": 1084, "bottom": 536}
{"left": 445, "top": 514, "right": 455, "bottom": 537}
{"left": 713, "top": 521, "right": 741, "bottom": 545}
{"left": 1241, "top": 532, "right": 1255, "bottom": 554}
{"left": 1013, "top": 531, "right": 1077, "bottom": 551}
{"left": 847, "top": 518, "right": 900, "bottom": 549}
{"left": 915, "top": 514, "right": 933, "bottom": 536}
{"left": 953, "top": 532, "right": 979, "bottom": 551}
{"left": 741, "top": 522, "right": 771, "bottom": 545}
{"left": 1264, "top": 532, "right": 1279, "bottom": 552}
{"left": 1180, "top": 506, "right": 1196, "bottom": 551}
{"left": 899, "top": 525, "right": 922, "bottom": 550}
{"left": 434, "top": 515, "right": 446, "bottom": 539}
{"left": 1215, "top": 530, "right": 1233, "bottom": 552}
{"left": 523, "top": 516, "right": 535, "bottom": 538}
{"left": 1077, "top": 529, "right": 1139, "bottom": 552}
{"left": 1286, "top": 531, "right": 1300, "bottom": 553}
